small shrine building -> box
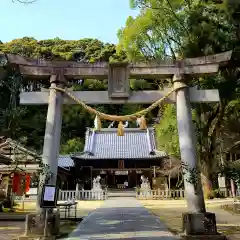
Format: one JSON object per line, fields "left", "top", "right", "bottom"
{"left": 0, "top": 138, "right": 72, "bottom": 197}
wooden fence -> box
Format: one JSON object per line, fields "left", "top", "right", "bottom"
{"left": 58, "top": 190, "right": 108, "bottom": 201}
{"left": 15, "top": 188, "right": 239, "bottom": 202}
{"left": 135, "top": 188, "right": 236, "bottom": 200}
{"left": 136, "top": 189, "right": 185, "bottom": 200}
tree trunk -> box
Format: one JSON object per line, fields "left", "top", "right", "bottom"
{"left": 201, "top": 162, "right": 214, "bottom": 199}
{"left": 230, "top": 179, "right": 236, "bottom": 197}
{"left": 230, "top": 154, "right": 236, "bottom": 197}
{"left": 0, "top": 202, "right": 3, "bottom": 212}
{"left": 201, "top": 175, "right": 213, "bottom": 199}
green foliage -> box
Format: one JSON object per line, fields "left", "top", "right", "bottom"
{"left": 60, "top": 138, "right": 84, "bottom": 154}
{"left": 0, "top": 37, "right": 158, "bottom": 154}
{"left": 0, "top": 37, "right": 128, "bottom": 152}
{"left": 117, "top": 0, "right": 190, "bottom": 60}
{"left": 212, "top": 188, "right": 226, "bottom": 198}
{"left": 118, "top": 0, "right": 240, "bottom": 189}
{"left": 0, "top": 37, "right": 125, "bottom": 62}
{"left": 155, "top": 105, "right": 180, "bottom": 157}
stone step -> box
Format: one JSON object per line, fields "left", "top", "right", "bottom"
{"left": 107, "top": 190, "right": 136, "bottom": 198}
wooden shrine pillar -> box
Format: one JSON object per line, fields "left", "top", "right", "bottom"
{"left": 36, "top": 74, "right": 64, "bottom": 211}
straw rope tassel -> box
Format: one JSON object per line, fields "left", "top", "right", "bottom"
{"left": 140, "top": 116, "right": 147, "bottom": 130}
{"left": 117, "top": 121, "right": 124, "bottom": 136}
{"left": 96, "top": 115, "right": 102, "bottom": 130}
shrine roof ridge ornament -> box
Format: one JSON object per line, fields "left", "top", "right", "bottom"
{"left": 87, "top": 127, "right": 156, "bottom": 132}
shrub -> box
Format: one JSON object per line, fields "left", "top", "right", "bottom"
{"left": 204, "top": 190, "right": 214, "bottom": 199}
{"left": 213, "top": 188, "right": 226, "bottom": 198}
{"left": 0, "top": 190, "right": 6, "bottom": 212}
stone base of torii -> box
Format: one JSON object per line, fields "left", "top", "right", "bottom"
{"left": 0, "top": 51, "right": 232, "bottom": 238}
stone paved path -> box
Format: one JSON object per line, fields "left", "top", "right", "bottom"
{"left": 65, "top": 197, "right": 180, "bottom": 240}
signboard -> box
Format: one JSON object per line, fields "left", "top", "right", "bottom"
{"left": 40, "top": 184, "right": 58, "bottom": 208}
{"left": 26, "top": 187, "right": 38, "bottom": 195}
{"left": 115, "top": 171, "right": 128, "bottom": 175}
{"left": 218, "top": 176, "right": 226, "bottom": 188}
{"left": 108, "top": 62, "right": 130, "bottom": 99}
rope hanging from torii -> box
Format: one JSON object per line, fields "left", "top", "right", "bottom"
{"left": 50, "top": 81, "right": 187, "bottom": 136}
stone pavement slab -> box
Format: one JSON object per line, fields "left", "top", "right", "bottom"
{"left": 0, "top": 213, "right": 26, "bottom": 221}
{"left": 64, "top": 197, "right": 180, "bottom": 240}
{"left": 0, "top": 221, "right": 24, "bottom": 240}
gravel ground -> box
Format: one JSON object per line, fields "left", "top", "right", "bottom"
{"left": 141, "top": 200, "right": 240, "bottom": 240}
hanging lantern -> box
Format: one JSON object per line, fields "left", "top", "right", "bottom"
{"left": 117, "top": 121, "right": 124, "bottom": 136}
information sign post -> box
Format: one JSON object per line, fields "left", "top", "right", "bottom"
{"left": 40, "top": 184, "right": 58, "bottom": 237}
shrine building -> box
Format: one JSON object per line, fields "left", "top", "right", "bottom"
{"left": 0, "top": 128, "right": 181, "bottom": 196}
{"left": 71, "top": 127, "right": 169, "bottom": 190}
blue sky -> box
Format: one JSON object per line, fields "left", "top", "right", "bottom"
{"left": 1, "top": 0, "right": 139, "bottom": 43}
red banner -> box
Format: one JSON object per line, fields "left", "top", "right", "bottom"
{"left": 12, "top": 173, "right": 20, "bottom": 193}
{"left": 25, "top": 174, "right": 31, "bottom": 193}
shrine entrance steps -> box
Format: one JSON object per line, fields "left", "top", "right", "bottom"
{"left": 107, "top": 189, "right": 136, "bottom": 198}
{"left": 64, "top": 197, "right": 180, "bottom": 240}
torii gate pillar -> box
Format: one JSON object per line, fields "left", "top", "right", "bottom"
{"left": 36, "top": 74, "right": 64, "bottom": 212}
{"left": 174, "top": 74, "right": 219, "bottom": 237}
{"left": 174, "top": 74, "right": 205, "bottom": 213}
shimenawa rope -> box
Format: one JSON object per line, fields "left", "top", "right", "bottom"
{"left": 50, "top": 82, "right": 186, "bottom": 135}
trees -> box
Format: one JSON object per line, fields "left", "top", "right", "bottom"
{"left": 61, "top": 138, "right": 84, "bottom": 154}
{"left": 118, "top": 0, "right": 240, "bottom": 196}
{"left": 1, "top": 37, "right": 120, "bottom": 62}
{"left": 117, "top": 0, "right": 185, "bottom": 61}
{"left": 0, "top": 37, "right": 127, "bottom": 153}
{"left": 0, "top": 37, "right": 156, "bottom": 154}
{"left": 155, "top": 105, "right": 180, "bottom": 158}
{"left": 186, "top": 6, "right": 240, "bottom": 190}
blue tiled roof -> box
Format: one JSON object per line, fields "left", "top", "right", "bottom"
{"left": 58, "top": 155, "right": 74, "bottom": 167}
{"left": 72, "top": 128, "right": 167, "bottom": 160}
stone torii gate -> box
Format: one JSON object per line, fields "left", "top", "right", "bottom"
{"left": 1, "top": 51, "right": 232, "bottom": 237}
